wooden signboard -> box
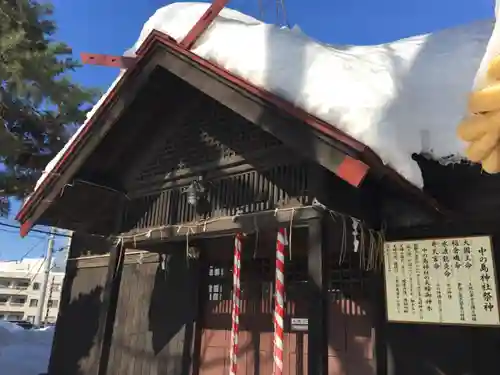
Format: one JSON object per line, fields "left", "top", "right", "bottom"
{"left": 384, "top": 236, "right": 500, "bottom": 326}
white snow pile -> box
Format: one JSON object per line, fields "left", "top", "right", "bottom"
{"left": 36, "top": 2, "right": 498, "bottom": 190}
{"left": 0, "top": 321, "right": 54, "bottom": 375}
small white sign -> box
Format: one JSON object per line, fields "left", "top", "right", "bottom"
{"left": 291, "top": 318, "right": 308, "bottom": 331}
{"left": 384, "top": 236, "right": 500, "bottom": 326}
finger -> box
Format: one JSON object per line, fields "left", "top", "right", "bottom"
{"left": 458, "top": 115, "right": 489, "bottom": 141}
{"left": 457, "top": 111, "right": 500, "bottom": 141}
{"left": 487, "top": 55, "right": 500, "bottom": 81}
{"left": 469, "top": 83, "right": 500, "bottom": 113}
{"left": 465, "top": 128, "right": 500, "bottom": 162}
{"left": 482, "top": 145, "right": 500, "bottom": 173}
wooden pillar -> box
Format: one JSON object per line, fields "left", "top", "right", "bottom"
{"left": 307, "top": 215, "right": 328, "bottom": 374}
{"left": 96, "top": 241, "right": 125, "bottom": 375}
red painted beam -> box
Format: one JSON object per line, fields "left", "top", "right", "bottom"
{"left": 81, "top": 0, "right": 229, "bottom": 69}
{"left": 80, "top": 53, "right": 136, "bottom": 69}
{"left": 337, "top": 156, "right": 369, "bottom": 187}
{"left": 20, "top": 220, "right": 32, "bottom": 238}
{"left": 180, "top": 0, "right": 230, "bottom": 50}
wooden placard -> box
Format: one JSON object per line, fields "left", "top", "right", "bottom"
{"left": 384, "top": 236, "right": 500, "bottom": 326}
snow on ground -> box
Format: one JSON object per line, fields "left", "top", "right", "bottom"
{"left": 35, "top": 2, "right": 498, "bottom": 191}
{"left": 0, "top": 321, "right": 54, "bottom": 375}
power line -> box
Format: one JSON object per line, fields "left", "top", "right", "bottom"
{"left": 0, "top": 222, "right": 71, "bottom": 237}
{"left": 10, "top": 256, "right": 47, "bottom": 296}
{"left": 10, "top": 253, "right": 66, "bottom": 297}
{"left": 0, "top": 227, "right": 45, "bottom": 239}
{"left": 0, "top": 236, "right": 45, "bottom": 272}
{"left": 19, "top": 237, "right": 46, "bottom": 260}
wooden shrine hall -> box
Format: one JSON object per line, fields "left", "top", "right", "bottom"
{"left": 15, "top": 1, "right": 500, "bottom": 375}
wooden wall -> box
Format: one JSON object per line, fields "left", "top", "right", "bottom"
{"left": 380, "top": 220, "right": 500, "bottom": 375}
{"left": 116, "top": 84, "right": 314, "bottom": 235}
{"left": 48, "top": 233, "right": 111, "bottom": 375}
{"left": 104, "top": 248, "right": 200, "bottom": 375}
{"left": 49, "top": 233, "right": 202, "bottom": 375}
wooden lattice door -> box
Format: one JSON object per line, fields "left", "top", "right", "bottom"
{"left": 327, "top": 253, "right": 376, "bottom": 375}
{"left": 196, "top": 261, "right": 231, "bottom": 375}
{"left": 196, "top": 258, "right": 276, "bottom": 375}
{"left": 195, "top": 237, "right": 309, "bottom": 375}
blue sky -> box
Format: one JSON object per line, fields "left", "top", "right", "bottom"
{"left": 0, "top": 0, "right": 495, "bottom": 260}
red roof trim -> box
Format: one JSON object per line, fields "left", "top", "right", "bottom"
{"left": 20, "top": 220, "right": 32, "bottom": 238}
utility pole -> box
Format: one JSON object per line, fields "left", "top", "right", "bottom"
{"left": 65, "top": 231, "right": 73, "bottom": 264}
{"left": 35, "top": 227, "right": 56, "bottom": 327}
{"left": 44, "top": 276, "right": 55, "bottom": 324}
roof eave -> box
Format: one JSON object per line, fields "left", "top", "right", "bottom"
{"left": 144, "top": 31, "right": 446, "bottom": 216}
{"left": 14, "top": 46, "right": 157, "bottom": 234}
{"left": 16, "top": 30, "right": 445, "bottom": 236}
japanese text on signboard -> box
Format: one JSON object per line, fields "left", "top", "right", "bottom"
{"left": 384, "top": 236, "right": 499, "bottom": 325}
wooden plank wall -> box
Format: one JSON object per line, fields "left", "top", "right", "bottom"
{"left": 48, "top": 233, "right": 111, "bottom": 375}
{"left": 105, "top": 247, "right": 200, "bottom": 375}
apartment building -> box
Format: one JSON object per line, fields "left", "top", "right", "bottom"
{"left": 0, "top": 258, "right": 65, "bottom": 323}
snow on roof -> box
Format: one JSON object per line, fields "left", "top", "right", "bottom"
{"left": 34, "top": 2, "right": 496, "bottom": 192}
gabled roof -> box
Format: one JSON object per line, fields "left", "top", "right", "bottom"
{"left": 15, "top": 19, "right": 444, "bottom": 236}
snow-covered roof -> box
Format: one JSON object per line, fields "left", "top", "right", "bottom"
{"left": 34, "top": 2, "right": 496, "bottom": 191}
